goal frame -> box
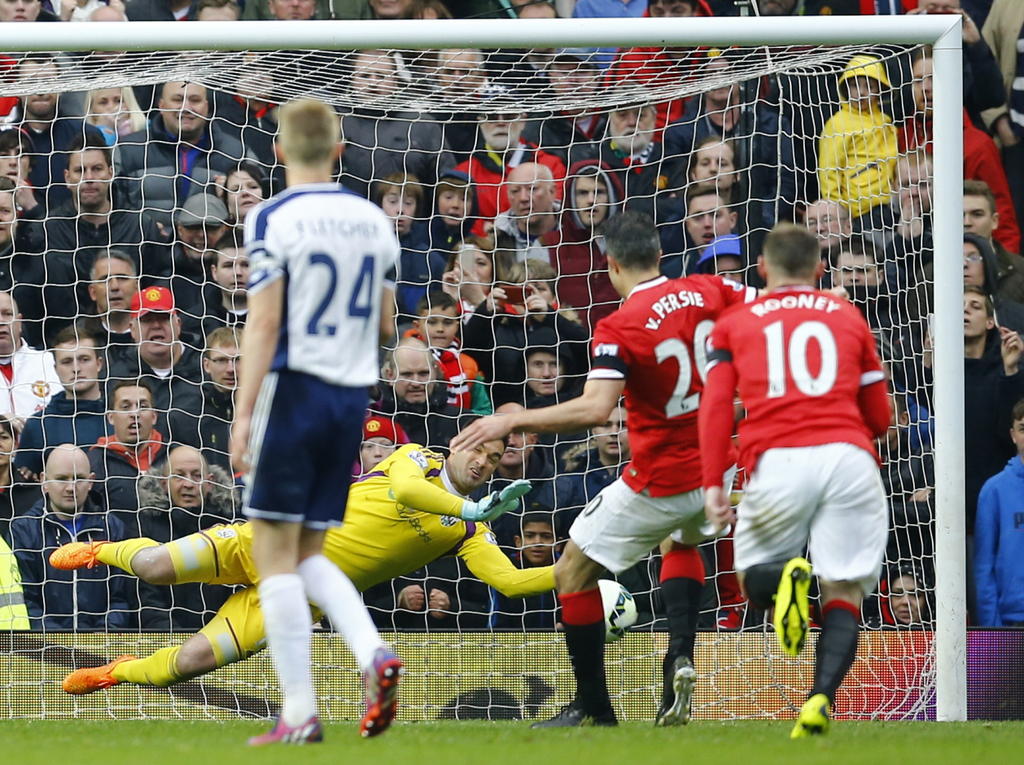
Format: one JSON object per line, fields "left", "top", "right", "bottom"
{"left": 0, "top": 14, "right": 966, "bottom": 721}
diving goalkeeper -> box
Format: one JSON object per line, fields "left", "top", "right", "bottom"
{"left": 52, "top": 438, "right": 543, "bottom": 693}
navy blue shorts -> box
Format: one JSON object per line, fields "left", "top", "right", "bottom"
{"left": 243, "top": 370, "right": 367, "bottom": 529}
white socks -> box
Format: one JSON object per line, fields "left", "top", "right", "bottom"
{"left": 258, "top": 574, "right": 317, "bottom": 726}
{"left": 297, "top": 554, "right": 383, "bottom": 670}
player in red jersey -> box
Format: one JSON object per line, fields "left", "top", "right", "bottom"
{"left": 452, "top": 211, "right": 756, "bottom": 727}
{"left": 699, "top": 224, "right": 891, "bottom": 739}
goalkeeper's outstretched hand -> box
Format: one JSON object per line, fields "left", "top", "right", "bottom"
{"left": 461, "top": 479, "right": 532, "bottom": 522}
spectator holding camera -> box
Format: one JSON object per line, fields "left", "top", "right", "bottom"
{"left": 462, "top": 258, "right": 588, "bottom": 408}
{"left": 440, "top": 239, "right": 501, "bottom": 318}
{"left": 960, "top": 286, "right": 1024, "bottom": 527}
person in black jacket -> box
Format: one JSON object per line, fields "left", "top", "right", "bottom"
{"left": 959, "top": 285, "right": 1024, "bottom": 526}
{"left": 77, "top": 249, "right": 139, "bottom": 359}
{"left": 105, "top": 286, "right": 204, "bottom": 427}
{"left": 113, "top": 81, "right": 253, "bottom": 217}
{"left": 210, "top": 90, "right": 278, "bottom": 167}
{"left": 11, "top": 444, "right": 133, "bottom": 630}
{"left": 166, "top": 194, "right": 230, "bottom": 312}
{"left": 14, "top": 326, "right": 109, "bottom": 479}
{"left": 462, "top": 259, "right": 589, "bottom": 409}
{"left": 30, "top": 134, "right": 172, "bottom": 344}
{"left": 553, "top": 403, "right": 630, "bottom": 535}
{"left": 166, "top": 327, "right": 238, "bottom": 474}
{"left": 182, "top": 228, "right": 248, "bottom": 345}
{"left": 964, "top": 232, "right": 1024, "bottom": 335}
{"left": 577, "top": 100, "right": 686, "bottom": 225}
{"left": 16, "top": 55, "right": 106, "bottom": 210}
{"left": 374, "top": 337, "right": 461, "bottom": 449}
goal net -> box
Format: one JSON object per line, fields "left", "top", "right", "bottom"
{"left": 0, "top": 19, "right": 961, "bottom": 723}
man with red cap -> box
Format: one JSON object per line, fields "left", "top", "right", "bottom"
{"left": 106, "top": 285, "right": 203, "bottom": 422}
{"left": 357, "top": 415, "right": 409, "bottom": 477}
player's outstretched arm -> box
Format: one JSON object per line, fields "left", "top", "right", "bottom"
{"left": 457, "top": 529, "right": 556, "bottom": 598}
{"left": 389, "top": 450, "right": 470, "bottom": 517}
{"left": 450, "top": 378, "right": 625, "bottom": 452}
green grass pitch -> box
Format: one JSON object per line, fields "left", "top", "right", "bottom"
{"left": 3, "top": 720, "right": 1022, "bottom": 765}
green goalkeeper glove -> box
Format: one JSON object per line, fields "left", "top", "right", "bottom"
{"left": 460, "top": 479, "right": 532, "bottom": 522}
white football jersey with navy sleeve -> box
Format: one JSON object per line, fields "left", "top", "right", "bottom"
{"left": 244, "top": 182, "right": 399, "bottom": 387}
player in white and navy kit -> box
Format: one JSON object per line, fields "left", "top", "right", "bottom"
{"left": 230, "top": 99, "right": 402, "bottom": 746}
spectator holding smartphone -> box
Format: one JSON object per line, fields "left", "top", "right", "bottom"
{"left": 462, "top": 259, "right": 588, "bottom": 408}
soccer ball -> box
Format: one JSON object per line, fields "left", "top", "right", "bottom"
{"left": 598, "top": 579, "right": 638, "bottom": 643}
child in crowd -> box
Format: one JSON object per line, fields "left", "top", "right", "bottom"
{"left": 407, "top": 291, "right": 491, "bottom": 415}
{"left": 430, "top": 169, "right": 477, "bottom": 258}
{"left": 974, "top": 398, "right": 1024, "bottom": 627}
{"left": 372, "top": 172, "right": 443, "bottom": 320}
{"left": 356, "top": 415, "right": 409, "bottom": 479}
{"left": 817, "top": 54, "right": 897, "bottom": 225}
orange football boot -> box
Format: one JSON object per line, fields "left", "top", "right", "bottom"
{"left": 62, "top": 655, "right": 136, "bottom": 695}
{"left": 49, "top": 541, "right": 109, "bottom": 570}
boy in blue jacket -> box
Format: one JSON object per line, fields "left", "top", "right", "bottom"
{"left": 975, "top": 398, "right": 1024, "bottom": 626}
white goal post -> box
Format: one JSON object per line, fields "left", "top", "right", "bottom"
{"left": 0, "top": 15, "right": 965, "bottom": 722}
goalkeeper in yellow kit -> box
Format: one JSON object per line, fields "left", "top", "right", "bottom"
{"left": 52, "top": 439, "right": 549, "bottom": 693}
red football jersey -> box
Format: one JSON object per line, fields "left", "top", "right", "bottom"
{"left": 589, "top": 274, "right": 756, "bottom": 496}
{"left": 703, "top": 286, "right": 887, "bottom": 481}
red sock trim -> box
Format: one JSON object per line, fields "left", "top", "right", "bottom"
{"left": 560, "top": 588, "right": 604, "bottom": 626}
{"left": 822, "top": 599, "right": 860, "bottom": 620}
{"left": 660, "top": 548, "right": 705, "bottom": 584}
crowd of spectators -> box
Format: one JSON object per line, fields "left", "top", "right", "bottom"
{"left": 0, "top": 0, "right": 1021, "bottom": 634}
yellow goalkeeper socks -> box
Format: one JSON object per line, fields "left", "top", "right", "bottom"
{"left": 95, "top": 538, "right": 161, "bottom": 577}
{"left": 112, "top": 646, "right": 183, "bottom": 688}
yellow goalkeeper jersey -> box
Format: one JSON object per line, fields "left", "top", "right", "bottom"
{"left": 218, "top": 444, "right": 553, "bottom": 598}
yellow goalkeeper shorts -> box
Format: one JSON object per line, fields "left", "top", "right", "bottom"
{"left": 198, "top": 582, "right": 325, "bottom": 667}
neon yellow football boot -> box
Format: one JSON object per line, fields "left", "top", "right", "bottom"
{"left": 774, "top": 557, "right": 812, "bottom": 657}
{"left": 790, "top": 693, "right": 831, "bottom": 739}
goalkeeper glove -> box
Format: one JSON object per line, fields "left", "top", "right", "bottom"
{"left": 460, "top": 479, "right": 532, "bottom": 522}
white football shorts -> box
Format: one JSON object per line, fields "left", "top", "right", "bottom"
{"left": 733, "top": 442, "right": 888, "bottom": 595}
{"left": 569, "top": 474, "right": 729, "bottom": 574}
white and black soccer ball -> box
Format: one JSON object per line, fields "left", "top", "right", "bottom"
{"left": 598, "top": 579, "right": 638, "bottom": 643}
